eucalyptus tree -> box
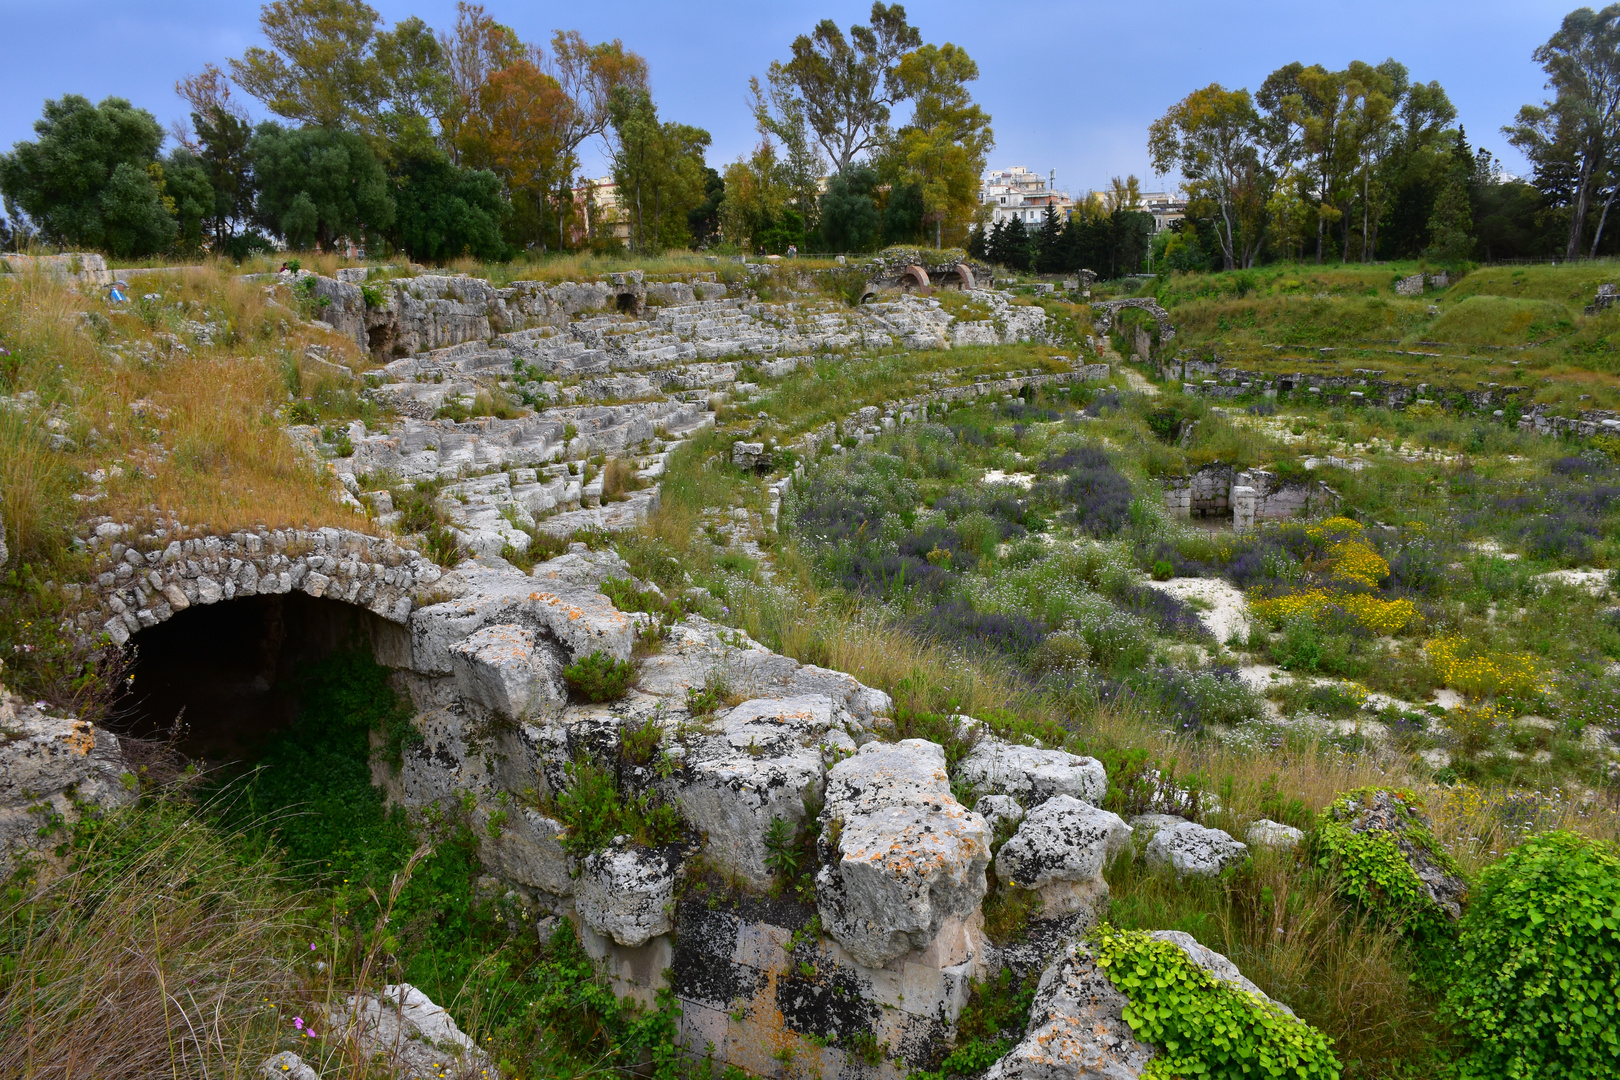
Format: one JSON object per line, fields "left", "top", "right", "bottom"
{"left": 1507, "top": 4, "right": 1620, "bottom": 258}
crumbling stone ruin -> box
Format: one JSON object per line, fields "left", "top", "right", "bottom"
{"left": 1394, "top": 271, "right": 1449, "bottom": 296}
{"left": 1163, "top": 355, "right": 1523, "bottom": 413}
{"left": 862, "top": 248, "right": 992, "bottom": 293}
{"left": 0, "top": 258, "right": 1354, "bottom": 1080}
{"left": 1163, "top": 462, "right": 1339, "bottom": 530}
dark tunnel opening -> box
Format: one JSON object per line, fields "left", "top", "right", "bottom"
{"left": 120, "top": 592, "right": 405, "bottom": 765}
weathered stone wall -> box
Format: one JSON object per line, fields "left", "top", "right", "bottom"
{"left": 1163, "top": 463, "right": 1336, "bottom": 528}
{"left": 0, "top": 252, "right": 113, "bottom": 285}
{"left": 1163, "top": 356, "right": 1521, "bottom": 413}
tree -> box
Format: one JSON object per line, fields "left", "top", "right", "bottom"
{"left": 720, "top": 141, "right": 795, "bottom": 253}
{"left": 162, "top": 149, "right": 216, "bottom": 253}
{"left": 1035, "top": 203, "right": 1065, "bottom": 272}
{"left": 987, "top": 216, "right": 1031, "bottom": 269}
{"left": 884, "top": 43, "right": 994, "bottom": 247}
{"left": 0, "top": 94, "right": 177, "bottom": 256}
{"left": 687, "top": 167, "right": 724, "bottom": 248}
{"left": 462, "top": 57, "right": 571, "bottom": 247}
{"left": 374, "top": 15, "right": 454, "bottom": 155}
{"left": 176, "top": 65, "right": 258, "bottom": 248}
{"left": 748, "top": 72, "right": 827, "bottom": 235}
{"left": 816, "top": 164, "right": 883, "bottom": 251}
{"left": 1149, "top": 83, "right": 1278, "bottom": 269}
{"left": 607, "top": 89, "right": 711, "bottom": 252}
{"left": 1508, "top": 5, "right": 1620, "bottom": 258}
{"left": 1374, "top": 75, "right": 1459, "bottom": 257}
{"left": 230, "top": 0, "right": 388, "bottom": 129}
{"left": 251, "top": 123, "right": 394, "bottom": 249}
{"left": 389, "top": 151, "right": 508, "bottom": 260}
{"left": 438, "top": 2, "right": 526, "bottom": 162}
{"left": 765, "top": 3, "right": 921, "bottom": 174}
{"left": 881, "top": 181, "right": 926, "bottom": 245}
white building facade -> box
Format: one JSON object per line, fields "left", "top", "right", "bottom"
{"left": 980, "top": 166, "right": 1074, "bottom": 227}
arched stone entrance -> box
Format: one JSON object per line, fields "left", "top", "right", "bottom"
{"left": 122, "top": 591, "right": 408, "bottom": 762}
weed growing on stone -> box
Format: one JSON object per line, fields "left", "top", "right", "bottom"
{"left": 563, "top": 649, "right": 638, "bottom": 702}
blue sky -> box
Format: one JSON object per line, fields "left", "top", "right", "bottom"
{"left": 0, "top": 0, "right": 1577, "bottom": 194}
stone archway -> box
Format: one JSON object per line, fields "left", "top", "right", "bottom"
{"left": 935, "top": 263, "right": 976, "bottom": 290}
{"left": 122, "top": 591, "right": 408, "bottom": 762}
{"left": 898, "top": 265, "right": 930, "bottom": 290}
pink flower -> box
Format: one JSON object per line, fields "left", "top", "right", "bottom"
{"left": 293, "top": 1017, "right": 305, "bottom": 1030}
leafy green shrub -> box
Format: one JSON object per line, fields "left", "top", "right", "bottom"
{"left": 563, "top": 649, "right": 637, "bottom": 702}
{"left": 762, "top": 787, "right": 824, "bottom": 901}
{"left": 1445, "top": 830, "right": 1620, "bottom": 1080}
{"left": 910, "top": 968, "right": 1037, "bottom": 1079}
{"left": 1316, "top": 787, "right": 1461, "bottom": 945}
{"left": 1092, "top": 925, "right": 1341, "bottom": 1079}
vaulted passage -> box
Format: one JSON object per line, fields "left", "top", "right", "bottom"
{"left": 121, "top": 592, "right": 407, "bottom": 764}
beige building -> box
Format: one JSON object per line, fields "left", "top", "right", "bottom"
{"left": 571, "top": 177, "right": 632, "bottom": 245}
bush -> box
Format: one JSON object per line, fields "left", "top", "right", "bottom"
{"left": 1142, "top": 664, "right": 1263, "bottom": 733}
{"left": 1445, "top": 831, "right": 1620, "bottom": 1080}
{"left": 914, "top": 598, "right": 1046, "bottom": 658}
{"left": 1317, "top": 788, "right": 1461, "bottom": 945}
{"left": 1038, "top": 446, "right": 1134, "bottom": 537}
{"left": 1091, "top": 925, "right": 1341, "bottom": 1079}
{"left": 562, "top": 650, "right": 638, "bottom": 702}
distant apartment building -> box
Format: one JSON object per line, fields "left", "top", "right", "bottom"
{"left": 980, "top": 166, "right": 1074, "bottom": 226}
{"left": 1139, "top": 191, "right": 1187, "bottom": 234}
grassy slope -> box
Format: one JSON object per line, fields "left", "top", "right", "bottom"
{"left": 1153, "top": 262, "right": 1620, "bottom": 410}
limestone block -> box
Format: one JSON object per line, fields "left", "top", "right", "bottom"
{"left": 409, "top": 561, "right": 634, "bottom": 676}
{"left": 575, "top": 847, "right": 676, "bottom": 947}
{"left": 731, "top": 440, "right": 770, "bottom": 470}
{"left": 480, "top": 806, "right": 572, "bottom": 899}
{"left": 1129, "top": 813, "right": 1190, "bottom": 849}
{"left": 815, "top": 739, "right": 990, "bottom": 969}
{"left": 672, "top": 695, "right": 846, "bottom": 887}
{"left": 983, "top": 940, "right": 1156, "bottom": 1080}
{"left": 956, "top": 738, "right": 1107, "bottom": 806}
{"left": 1245, "top": 818, "right": 1305, "bottom": 850}
{"left": 0, "top": 687, "right": 134, "bottom": 875}
{"left": 325, "top": 983, "right": 491, "bottom": 1079}
{"left": 449, "top": 622, "right": 566, "bottom": 720}
{"left": 995, "top": 796, "right": 1129, "bottom": 918}
{"left": 974, "top": 793, "right": 1025, "bottom": 834}
{"left": 636, "top": 615, "right": 892, "bottom": 723}
{"left": 1144, "top": 820, "right": 1247, "bottom": 877}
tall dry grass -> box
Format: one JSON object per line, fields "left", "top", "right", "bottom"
{"left": 0, "top": 790, "right": 450, "bottom": 1080}
{"left": 0, "top": 796, "right": 309, "bottom": 1078}
{"left": 0, "top": 265, "right": 364, "bottom": 555}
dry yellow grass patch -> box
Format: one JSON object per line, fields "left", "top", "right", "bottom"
{"left": 0, "top": 265, "right": 364, "bottom": 559}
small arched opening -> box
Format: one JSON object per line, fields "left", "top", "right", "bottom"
{"left": 614, "top": 291, "right": 639, "bottom": 314}
{"left": 120, "top": 592, "right": 408, "bottom": 764}
{"left": 898, "top": 265, "right": 930, "bottom": 291}
{"left": 936, "top": 263, "right": 976, "bottom": 291}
